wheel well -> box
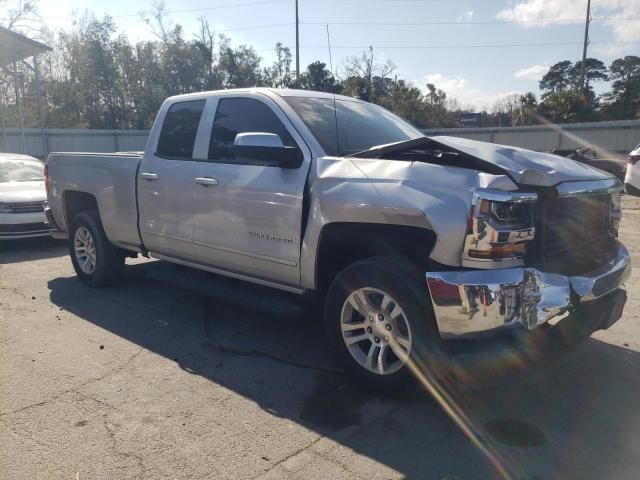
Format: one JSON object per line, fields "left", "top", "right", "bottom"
{"left": 64, "top": 191, "right": 98, "bottom": 226}
{"left": 316, "top": 223, "right": 436, "bottom": 293}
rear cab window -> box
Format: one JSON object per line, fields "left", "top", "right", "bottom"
{"left": 156, "top": 100, "right": 206, "bottom": 159}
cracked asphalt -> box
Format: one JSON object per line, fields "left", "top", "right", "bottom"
{"left": 1, "top": 195, "right": 640, "bottom": 480}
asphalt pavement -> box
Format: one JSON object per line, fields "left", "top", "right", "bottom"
{"left": 1, "top": 196, "right": 640, "bottom": 479}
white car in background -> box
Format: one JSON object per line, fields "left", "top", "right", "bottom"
{"left": 625, "top": 143, "right": 640, "bottom": 196}
{"left": 0, "top": 153, "right": 49, "bottom": 240}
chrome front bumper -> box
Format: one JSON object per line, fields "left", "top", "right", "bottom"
{"left": 426, "top": 241, "right": 631, "bottom": 338}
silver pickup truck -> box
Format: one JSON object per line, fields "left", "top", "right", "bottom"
{"left": 45, "top": 88, "right": 631, "bottom": 390}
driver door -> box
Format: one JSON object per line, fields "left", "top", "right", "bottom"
{"left": 192, "top": 94, "right": 311, "bottom": 287}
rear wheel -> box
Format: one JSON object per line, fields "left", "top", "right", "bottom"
{"left": 324, "top": 257, "right": 449, "bottom": 392}
{"left": 69, "top": 211, "right": 124, "bottom": 287}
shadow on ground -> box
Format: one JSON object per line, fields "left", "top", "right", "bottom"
{"left": 0, "top": 237, "right": 67, "bottom": 264}
{"left": 47, "top": 261, "right": 640, "bottom": 479}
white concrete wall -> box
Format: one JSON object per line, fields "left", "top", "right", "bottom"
{"left": 422, "top": 119, "right": 640, "bottom": 155}
{"left": 0, "top": 128, "right": 149, "bottom": 158}
{"left": 1, "top": 120, "right": 639, "bottom": 159}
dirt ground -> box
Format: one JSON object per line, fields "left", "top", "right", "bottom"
{"left": 1, "top": 195, "right": 639, "bottom": 480}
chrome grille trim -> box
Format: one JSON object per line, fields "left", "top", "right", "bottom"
{"left": 556, "top": 178, "right": 622, "bottom": 197}
{"left": 3, "top": 201, "right": 45, "bottom": 213}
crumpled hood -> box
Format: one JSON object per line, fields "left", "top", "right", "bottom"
{"left": 431, "top": 135, "right": 612, "bottom": 187}
{"left": 0, "top": 181, "right": 46, "bottom": 203}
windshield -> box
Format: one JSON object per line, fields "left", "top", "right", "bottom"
{"left": 0, "top": 159, "right": 45, "bottom": 183}
{"left": 283, "top": 96, "right": 424, "bottom": 156}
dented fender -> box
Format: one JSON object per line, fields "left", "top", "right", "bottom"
{"left": 299, "top": 156, "right": 520, "bottom": 290}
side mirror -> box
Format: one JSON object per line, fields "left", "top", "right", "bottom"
{"left": 233, "top": 132, "right": 302, "bottom": 169}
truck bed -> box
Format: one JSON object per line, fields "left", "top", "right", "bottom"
{"left": 46, "top": 152, "right": 143, "bottom": 251}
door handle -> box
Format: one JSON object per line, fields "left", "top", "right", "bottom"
{"left": 195, "top": 177, "right": 219, "bottom": 186}
{"left": 141, "top": 172, "right": 159, "bottom": 181}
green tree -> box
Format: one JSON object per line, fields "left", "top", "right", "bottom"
{"left": 263, "top": 43, "right": 293, "bottom": 88}
{"left": 424, "top": 83, "right": 453, "bottom": 127}
{"left": 193, "top": 17, "right": 224, "bottom": 91}
{"left": 539, "top": 61, "right": 573, "bottom": 98}
{"left": 570, "top": 58, "right": 608, "bottom": 91}
{"left": 292, "top": 61, "right": 341, "bottom": 93}
{"left": 378, "top": 80, "right": 426, "bottom": 127}
{"left": 517, "top": 92, "right": 538, "bottom": 125}
{"left": 343, "top": 47, "right": 394, "bottom": 102}
{"left": 218, "top": 42, "right": 263, "bottom": 88}
{"left": 538, "top": 90, "right": 592, "bottom": 123}
{"left": 604, "top": 55, "right": 640, "bottom": 119}
{"left": 52, "top": 15, "right": 128, "bottom": 128}
{"left": 341, "top": 76, "right": 369, "bottom": 99}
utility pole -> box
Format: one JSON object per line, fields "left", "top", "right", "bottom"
{"left": 295, "top": 0, "right": 300, "bottom": 78}
{"left": 326, "top": 24, "right": 333, "bottom": 76}
{"left": 578, "top": 0, "right": 591, "bottom": 91}
{"left": 0, "top": 97, "right": 7, "bottom": 152}
{"left": 12, "top": 63, "right": 26, "bottom": 154}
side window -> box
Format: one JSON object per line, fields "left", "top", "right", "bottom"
{"left": 156, "top": 100, "right": 205, "bottom": 159}
{"left": 209, "top": 97, "right": 296, "bottom": 162}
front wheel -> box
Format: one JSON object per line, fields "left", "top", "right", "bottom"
{"left": 324, "top": 257, "right": 448, "bottom": 392}
{"left": 69, "top": 211, "right": 124, "bottom": 287}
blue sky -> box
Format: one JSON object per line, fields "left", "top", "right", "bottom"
{"left": 33, "top": 0, "right": 640, "bottom": 109}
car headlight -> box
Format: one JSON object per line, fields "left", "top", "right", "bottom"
{"left": 0, "top": 203, "right": 12, "bottom": 213}
{"left": 463, "top": 189, "right": 537, "bottom": 267}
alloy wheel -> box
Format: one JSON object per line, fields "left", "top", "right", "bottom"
{"left": 340, "top": 287, "right": 413, "bottom": 375}
{"left": 74, "top": 226, "right": 97, "bottom": 275}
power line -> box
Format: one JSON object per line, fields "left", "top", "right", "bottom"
{"left": 336, "top": 0, "right": 465, "bottom": 2}
{"left": 112, "top": 0, "right": 290, "bottom": 19}
{"left": 300, "top": 16, "right": 639, "bottom": 26}
{"left": 294, "top": 41, "right": 639, "bottom": 50}
{"left": 218, "top": 23, "right": 294, "bottom": 33}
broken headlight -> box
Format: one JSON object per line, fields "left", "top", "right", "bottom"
{"left": 463, "top": 189, "right": 537, "bottom": 267}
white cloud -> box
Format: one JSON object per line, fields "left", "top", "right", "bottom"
{"left": 514, "top": 64, "right": 549, "bottom": 80}
{"left": 424, "top": 73, "right": 522, "bottom": 111}
{"left": 496, "top": 0, "right": 585, "bottom": 25}
{"left": 457, "top": 9, "right": 474, "bottom": 23}
{"left": 497, "top": 0, "right": 640, "bottom": 55}
{"left": 425, "top": 73, "right": 468, "bottom": 93}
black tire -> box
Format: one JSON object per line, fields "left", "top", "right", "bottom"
{"left": 69, "top": 211, "right": 125, "bottom": 287}
{"left": 324, "top": 257, "right": 449, "bottom": 392}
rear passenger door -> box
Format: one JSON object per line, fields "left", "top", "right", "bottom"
{"left": 192, "top": 94, "right": 311, "bottom": 287}
{"left": 138, "top": 99, "right": 206, "bottom": 259}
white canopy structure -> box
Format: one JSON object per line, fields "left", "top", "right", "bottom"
{"left": 0, "top": 26, "right": 52, "bottom": 156}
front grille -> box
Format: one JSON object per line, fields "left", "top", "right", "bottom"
{"left": 0, "top": 222, "right": 49, "bottom": 235}
{"left": 4, "top": 201, "right": 45, "bottom": 213}
{"left": 537, "top": 193, "right": 616, "bottom": 275}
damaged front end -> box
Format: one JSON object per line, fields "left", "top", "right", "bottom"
{"left": 426, "top": 244, "right": 629, "bottom": 338}
{"left": 426, "top": 180, "right": 630, "bottom": 338}
{"left": 348, "top": 136, "right": 630, "bottom": 339}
